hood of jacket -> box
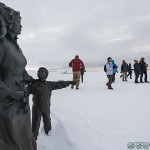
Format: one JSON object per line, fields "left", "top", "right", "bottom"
{"left": 112, "top": 60, "right": 115, "bottom": 64}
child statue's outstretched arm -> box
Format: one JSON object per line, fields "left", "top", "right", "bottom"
{"left": 49, "top": 81, "right": 76, "bottom": 90}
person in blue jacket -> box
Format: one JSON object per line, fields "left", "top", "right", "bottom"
{"left": 112, "top": 60, "right": 118, "bottom": 82}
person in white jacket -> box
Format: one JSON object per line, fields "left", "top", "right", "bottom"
{"left": 106, "top": 57, "right": 114, "bottom": 89}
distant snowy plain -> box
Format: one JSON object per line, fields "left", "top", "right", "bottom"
{"left": 28, "top": 70, "right": 150, "bottom": 150}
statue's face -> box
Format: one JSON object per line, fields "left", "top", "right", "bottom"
{"left": 37, "top": 68, "right": 47, "bottom": 81}
{"left": 10, "top": 13, "right": 22, "bottom": 35}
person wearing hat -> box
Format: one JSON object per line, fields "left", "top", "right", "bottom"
{"left": 69, "top": 55, "right": 84, "bottom": 89}
{"left": 121, "top": 60, "right": 129, "bottom": 81}
{"left": 105, "top": 57, "right": 114, "bottom": 89}
{"left": 139, "top": 58, "right": 149, "bottom": 83}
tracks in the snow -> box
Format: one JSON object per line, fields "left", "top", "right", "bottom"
{"left": 37, "top": 113, "right": 78, "bottom": 150}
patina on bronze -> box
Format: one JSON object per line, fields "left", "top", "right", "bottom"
{"left": 28, "top": 67, "right": 76, "bottom": 140}
{"left": 0, "top": 3, "right": 37, "bottom": 150}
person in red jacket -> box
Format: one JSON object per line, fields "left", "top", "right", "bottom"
{"left": 69, "top": 55, "right": 84, "bottom": 89}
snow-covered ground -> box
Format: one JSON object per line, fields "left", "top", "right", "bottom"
{"left": 28, "top": 70, "right": 150, "bottom": 150}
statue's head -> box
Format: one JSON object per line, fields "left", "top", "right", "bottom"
{"left": 37, "top": 67, "right": 49, "bottom": 81}
{"left": 9, "top": 10, "right": 22, "bottom": 36}
{"left": 0, "top": 2, "right": 22, "bottom": 39}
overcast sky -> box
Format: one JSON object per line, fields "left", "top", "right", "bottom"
{"left": 1, "top": 0, "right": 150, "bottom": 70}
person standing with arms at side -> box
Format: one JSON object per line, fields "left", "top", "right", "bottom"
{"left": 134, "top": 60, "right": 141, "bottom": 83}
{"left": 121, "top": 60, "right": 128, "bottom": 81}
{"left": 139, "top": 57, "right": 149, "bottom": 83}
{"left": 106, "top": 57, "right": 114, "bottom": 90}
{"left": 69, "top": 55, "right": 84, "bottom": 89}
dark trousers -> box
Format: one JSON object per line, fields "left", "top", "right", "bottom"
{"left": 32, "top": 107, "right": 51, "bottom": 140}
{"left": 135, "top": 75, "right": 139, "bottom": 83}
{"left": 113, "top": 73, "right": 115, "bottom": 82}
{"left": 107, "top": 75, "right": 113, "bottom": 89}
{"left": 140, "top": 71, "right": 147, "bottom": 82}
{"left": 81, "top": 74, "right": 84, "bottom": 83}
{"left": 128, "top": 71, "right": 132, "bottom": 79}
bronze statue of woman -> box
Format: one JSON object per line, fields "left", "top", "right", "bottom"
{"left": 0, "top": 3, "right": 37, "bottom": 150}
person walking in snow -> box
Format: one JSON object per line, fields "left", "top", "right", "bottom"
{"left": 121, "top": 60, "right": 128, "bottom": 81}
{"left": 105, "top": 57, "right": 114, "bottom": 89}
{"left": 139, "top": 58, "right": 149, "bottom": 83}
{"left": 112, "top": 60, "right": 118, "bottom": 82}
{"left": 127, "top": 63, "right": 132, "bottom": 79}
{"left": 69, "top": 55, "right": 84, "bottom": 89}
{"left": 28, "top": 67, "right": 76, "bottom": 140}
{"left": 134, "top": 60, "right": 141, "bottom": 83}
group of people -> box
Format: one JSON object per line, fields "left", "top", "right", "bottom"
{"left": 105, "top": 57, "right": 149, "bottom": 89}
{"left": 134, "top": 58, "right": 149, "bottom": 83}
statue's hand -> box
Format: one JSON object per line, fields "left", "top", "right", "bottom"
{"left": 8, "top": 89, "right": 24, "bottom": 100}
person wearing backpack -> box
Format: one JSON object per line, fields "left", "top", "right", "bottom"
{"left": 105, "top": 57, "right": 114, "bottom": 89}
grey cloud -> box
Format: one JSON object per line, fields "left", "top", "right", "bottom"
{"left": 1, "top": 0, "right": 150, "bottom": 70}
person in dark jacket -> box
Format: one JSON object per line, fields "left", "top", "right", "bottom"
{"left": 69, "top": 55, "right": 84, "bottom": 89}
{"left": 139, "top": 58, "right": 149, "bottom": 83}
{"left": 134, "top": 60, "right": 141, "bottom": 83}
{"left": 28, "top": 67, "right": 75, "bottom": 140}
{"left": 127, "top": 63, "right": 132, "bottom": 79}
{"left": 121, "top": 60, "right": 129, "bottom": 81}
